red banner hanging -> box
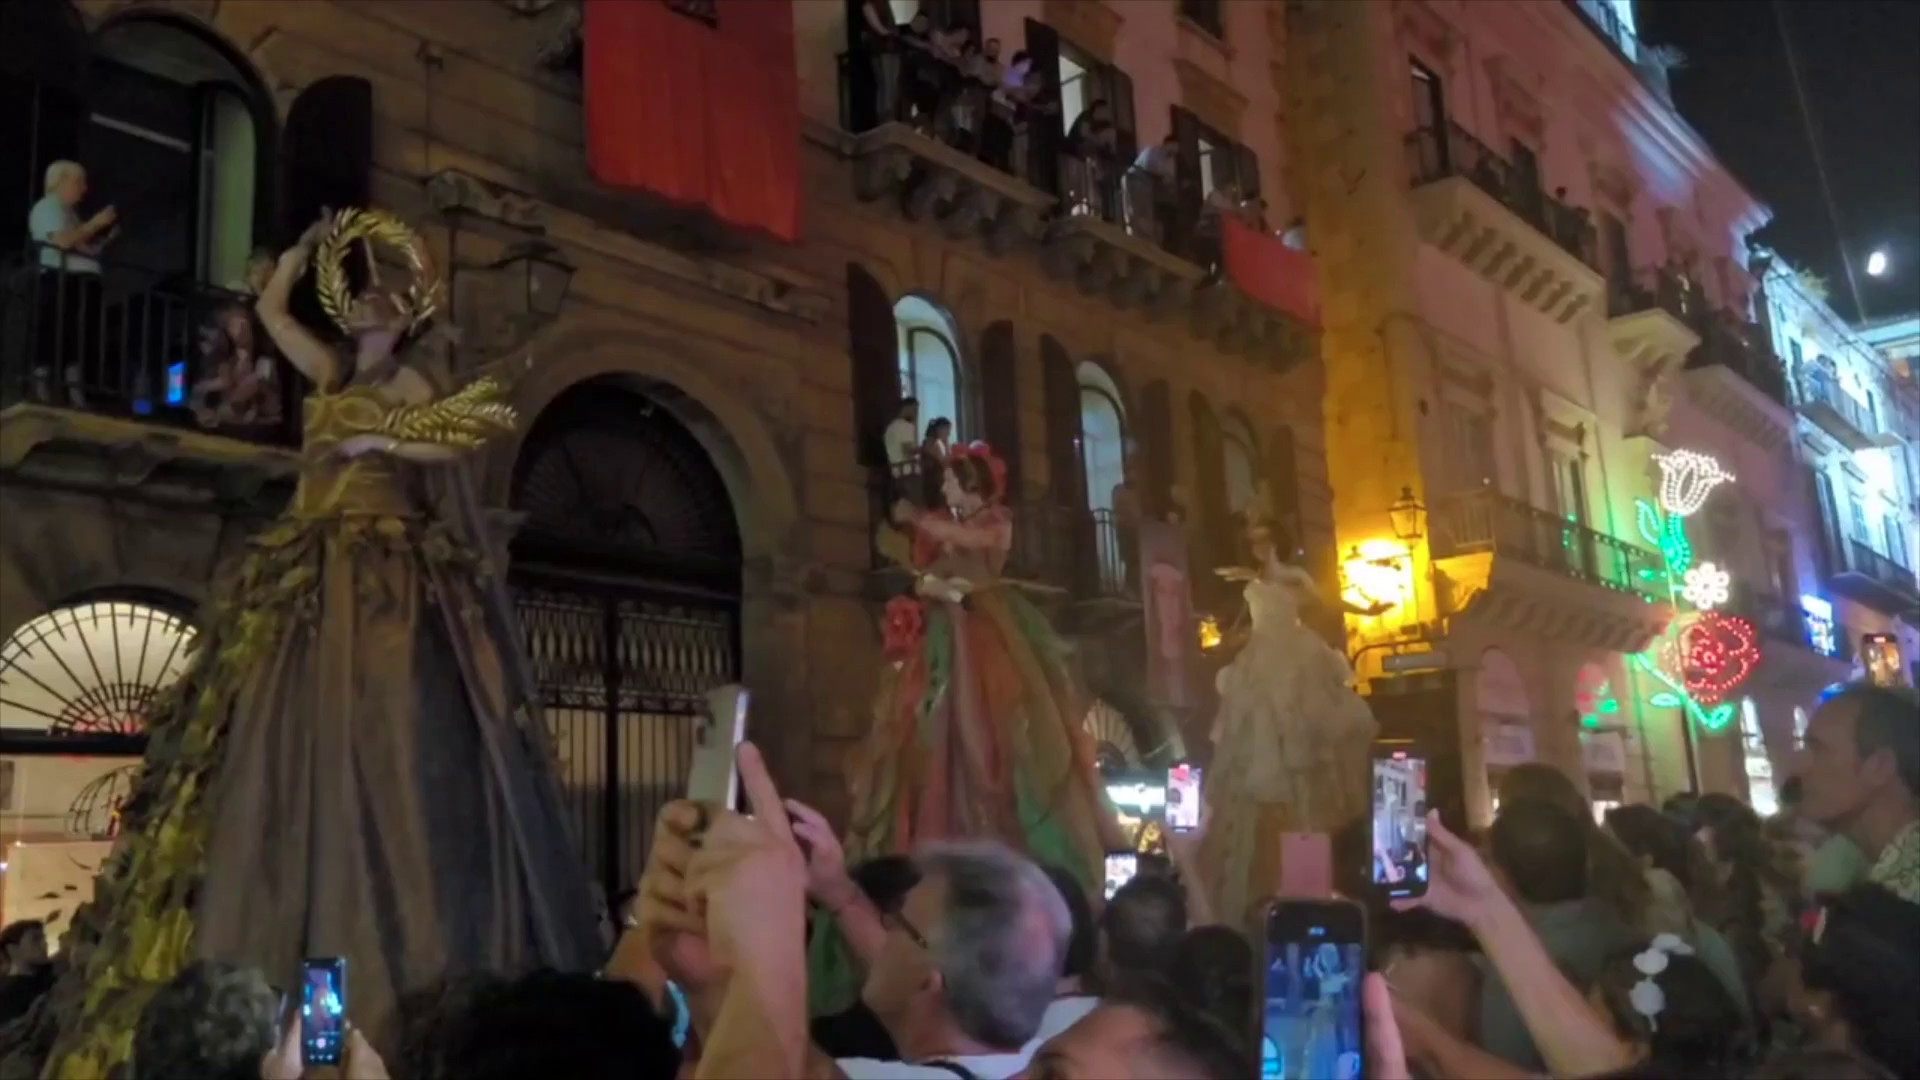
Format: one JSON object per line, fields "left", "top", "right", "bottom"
{"left": 1220, "top": 216, "right": 1320, "bottom": 328}
{"left": 583, "top": 0, "right": 802, "bottom": 243}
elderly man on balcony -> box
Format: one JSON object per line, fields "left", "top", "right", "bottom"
{"left": 26, "top": 160, "right": 117, "bottom": 405}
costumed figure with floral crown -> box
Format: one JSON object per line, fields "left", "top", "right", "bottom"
{"left": 809, "top": 442, "right": 1123, "bottom": 1013}
{"left": 1197, "top": 494, "right": 1384, "bottom": 933}
{"left": 13, "top": 210, "right": 601, "bottom": 1078}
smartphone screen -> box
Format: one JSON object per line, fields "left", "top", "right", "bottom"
{"left": 300, "top": 957, "right": 347, "bottom": 1067}
{"left": 1371, "top": 749, "right": 1430, "bottom": 899}
{"left": 1103, "top": 851, "right": 1139, "bottom": 900}
{"left": 1166, "top": 762, "right": 1203, "bottom": 833}
{"left": 686, "top": 685, "right": 750, "bottom": 810}
{"left": 1260, "top": 900, "right": 1366, "bottom": 1080}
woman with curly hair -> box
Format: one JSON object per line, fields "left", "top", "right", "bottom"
{"left": 1691, "top": 792, "right": 1802, "bottom": 991}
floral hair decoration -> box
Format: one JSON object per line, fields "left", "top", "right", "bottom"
{"left": 948, "top": 441, "right": 1008, "bottom": 504}
{"left": 1628, "top": 932, "right": 1695, "bottom": 1032}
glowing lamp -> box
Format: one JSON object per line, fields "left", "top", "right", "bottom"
{"left": 1866, "top": 250, "right": 1889, "bottom": 278}
{"left": 1341, "top": 540, "right": 1413, "bottom": 615}
{"left": 1653, "top": 450, "right": 1734, "bottom": 517}
{"left": 1198, "top": 615, "right": 1223, "bottom": 651}
{"left": 1389, "top": 486, "right": 1426, "bottom": 542}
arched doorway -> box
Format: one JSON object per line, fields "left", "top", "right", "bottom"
{"left": 509, "top": 380, "right": 743, "bottom": 897}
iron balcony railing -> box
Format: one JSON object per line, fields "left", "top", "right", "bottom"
{"left": 1797, "top": 370, "right": 1880, "bottom": 443}
{"left": 1404, "top": 122, "right": 1600, "bottom": 271}
{"left": 1609, "top": 264, "right": 1695, "bottom": 322}
{"left": 1430, "top": 489, "right": 1666, "bottom": 602}
{"left": 1010, "top": 502, "right": 1134, "bottom": 602}
{"left": 1688, "top": 313, "right": 1789, "bottom": 407}
{"left": 1846, "top": 538, "right": 1918, "bottom": 597}
{"left": 1, "top": 244, "right": 301, "bottom": 445}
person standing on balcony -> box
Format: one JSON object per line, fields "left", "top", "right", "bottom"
{"left": 25, "top": 209, "right": 602, "bottom": 1078}
{"left": 1132, "top": 135, "right": 1179, "bottom": 246}
{"left": 885, "top": 395, "right": 922, "bottom": 502}
{"left": 27, "top": 160, "right": 116, "bottom": 405}
{"left": 856, "top": 0, "right": 901, "bottom": 124}
{"left": 1064, "top": 100, "right": 1116, "bottom": 218}
{"left": 1197, "top": 510, "right": 1387, "bottom": 933}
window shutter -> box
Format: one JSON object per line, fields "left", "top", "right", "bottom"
{"left": 1024, "top": 19, "right": 1063, "bottom": 195}
{"left": 843, "top": 0, "right": 878, "bottom": 131}
{"left": 1189, "top": 392, "right": 1229, "bottom": 568}
{"left": 847, "top": 262, "right": 899, "bottom": 468}
{"left": 1234, "top": 142, "right": 1262, "bottom": 201}
{"left": 279, "top": 77, "right": 372, "bottom": 246}
{"left": 979, "top": 321, "right": 1022, "bottom": 500}
{"left": 1170, "top": 106, "right": 1203, "bottom": 258}
{"left": 1265, "top": 424, "right": 1301, "bottom": 545}
{"left": 942, "top": 0, "right": 982, "bottom": 39}
{"left": 1137, "top": 380, "right": 1175, "bottom": 517}
{"left": 1040, "top": 336, "right": 1084, "bottom": 510}
{"left": 1108, "top": 66, "right": 1138, "bottom": 165}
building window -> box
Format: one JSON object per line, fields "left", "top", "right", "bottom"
{"left": 1440, "top": 405, "right": 1497, "bottom": 493}
{"left": 894, "top": 296, "right": 963, "bottom": 440}
{"left": 1887, "top": 516, "right": 1910, "bottom": 569}
{"left": 1221, "top": 413, "right": 1259, "bottom": 515}
{"left": 1552, "top": 452, "right": 1589, "bottom": 525}
{"left": 1079, "top": 362, "right": 1128, "bottom": 515}
{"left": 1847, "top": 486, "right": 1869, "bottom": 545}
{"left": 1600, "top": 212, "right": 1631, "bottom": 286}
{"left": 0, "top": 599, "right": 197, "bottom": 735}
{"left": 1179, "top": 0, "right": 1225, "bottom": 38}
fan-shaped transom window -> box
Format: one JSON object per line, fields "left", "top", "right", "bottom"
{"left": 895, "top": 296, "right": 962, "bottom": 440}
{"left": 0, "top": 600, "right": 197, "bottom": 734}
{"left": 1085, "top": 699, "right": 1140, "bottom": 774}
{"left": 511, "top": 383, "right": 742, "bottom": 578}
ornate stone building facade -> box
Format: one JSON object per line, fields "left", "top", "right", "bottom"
{"left": 0, "top": 0, "right": 1327, "bottom": 910}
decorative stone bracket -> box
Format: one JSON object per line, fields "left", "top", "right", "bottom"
{"left": 850, "top": 124, "right": 1055, "bottom": 255}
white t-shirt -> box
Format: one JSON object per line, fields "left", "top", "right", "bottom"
{"left": 1022, "top": 994, "right": 1099, "bottom": 1053}
{"left": 836, "top": 1052, "right": 1031, "bottom": 1079}
{"left": 29, "top": 195, "right": 100, "bottom": 275}
{"left": 885, "top": 418, "right": 919, "bottom": 468}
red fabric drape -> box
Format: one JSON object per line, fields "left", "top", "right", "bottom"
{"left": 584, "top": 0, "right": 802, "bottom": 242}
{"left": 1221, "top": 216, "right": 1321, "bottom": 327}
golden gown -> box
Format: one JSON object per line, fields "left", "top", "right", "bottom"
{"left": 19, "top": 383, "right": 602, "bottom": 1078}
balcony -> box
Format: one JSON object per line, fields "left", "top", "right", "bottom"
{"left": 1830, "top": 537, "right": 1920, "bottom": 620}
{"left": 1430, "top": 489, "right": 1670, "bottom": 652}
{"left": 0, "top": 249, "right": 300, "bottom": 501}
{"left": 1681, "top": 307, "right": 1794, "bottom": 451}
{"left": 1607, "top": 266, "right": 1700, "bottom": 436}
{"left": 1404, "top": 123, "right": 1604, "bottom": 324}
{"left": 1796, "top": 371, "right": 1883, "bottom": 452}
{"left": 834, "top": 52, "right": 1316, "bottom": 369}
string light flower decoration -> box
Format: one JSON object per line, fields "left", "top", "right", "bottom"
{"left": 1654, "top": 450, "right": 1734, "bottom": 518}
{"left": 1680, "top": 561, "right": 1732, "bottom": 611}
{"left": 1662, "top": 613, "right": 1760, "bottom": 706}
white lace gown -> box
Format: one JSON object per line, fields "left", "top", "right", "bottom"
{"left": 1200, "top": 559, "right": 1376, "bottom": 928}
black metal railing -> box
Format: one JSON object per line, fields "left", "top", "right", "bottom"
{"left": 1797, "top": 370, "right": 1879, "bottom": 441}
{"left": 1, "top": 244, "right": 301, "bottom": 445}
{"left": 1846, "top": 538, "right": 1918, "bottom": 597}
{"left": 1684, "top": 312, "right": 1789, "bottom": 407}
{"left": 1609, "top": 264, "right": 1694, "bottom": 322}
{"left": 1430, "top": 489, "right": 1666, "bottom": 601}
{"left": 1404, "top": 123, "right": 1599, "bottom": 270}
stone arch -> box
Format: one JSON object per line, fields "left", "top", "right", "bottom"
{"left": 484, "top": 321, "right": 800, "bottom": 565}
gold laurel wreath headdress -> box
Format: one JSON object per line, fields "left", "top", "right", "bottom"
{"left": 313, "top": 208, "right": 444, "bottom": 336}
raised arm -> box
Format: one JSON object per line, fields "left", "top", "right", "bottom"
{"left": 255, "top": 219, "right": 339, "bottom": 389}
{"left": 899, "top": 503, "right": 1012, "bottom": 554}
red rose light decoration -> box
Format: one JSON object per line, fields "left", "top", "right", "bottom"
{"left": 882, "top": 595, "right": 926, "bottom": 660}
{"left": 1662, "top": 612, "right": 1759, "bottom": 706}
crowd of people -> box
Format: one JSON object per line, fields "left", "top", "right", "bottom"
{"left": 0, "top": 680, "right": 1910, "bottom": 1079}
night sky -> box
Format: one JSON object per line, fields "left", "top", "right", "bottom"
{"left": 1637, "top": 0, "right": 1920, "bottom": 323}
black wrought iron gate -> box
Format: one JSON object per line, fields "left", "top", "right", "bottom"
{"left": 513, "top": 570, "right": 739, "bottom": 898}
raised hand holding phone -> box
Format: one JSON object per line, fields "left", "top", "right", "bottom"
{"left": 685, "top": 685, "right": 750, "bottom": 810}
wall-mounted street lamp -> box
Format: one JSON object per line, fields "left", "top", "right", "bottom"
{"left": 491, "top": 240, "right": 576, "bottom": 322}
{"left": 1389, "top": 485, "right": 1426, "bottom": 543}
{"left": 1197, "top": 614, "right": 1223, "bottom": 651}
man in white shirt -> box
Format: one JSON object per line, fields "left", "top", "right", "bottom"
{"left": 27, "top": 160, "right": 116, "bottom": 401}
{"left": 885, "top": 397, "right": 922, "bottom": 497}
{"left": 837, "top": 842, "right": 1070, "bottom": 1079}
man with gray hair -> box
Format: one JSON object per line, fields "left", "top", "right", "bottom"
{"left": 843, "top": 840, "right": 1071, "bottom": 1078}
{"left": 27, "top": 159, "right": 116, "bottom": 402}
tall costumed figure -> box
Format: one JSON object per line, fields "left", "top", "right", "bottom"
{"left": 1197, "top": 500, "right": 1382, "bottom": 931}
{"left": 810, "top": 443, "right": 1122, "bottom": 1012}
{"left": 18, "top": 211, "right": 602, "bottom": 1077}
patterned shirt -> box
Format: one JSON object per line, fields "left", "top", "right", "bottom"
{"left": 1868, "top": 821, "right": 1920, "bottom": 904}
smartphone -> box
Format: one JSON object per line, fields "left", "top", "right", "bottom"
{"left": 1371, "top": 746, "right": 1430, "bottom": 900}
{"left": 300, "top": 957, "right": 347, "bottom": 1067}
{"left": 1166, "top": 762, "right": 1203, "bottom": 833}
{"left": 1103, "top": 851, "right": 1139, "bottom": 900}
{"left": 1259, "top": 899, "right": 1367, "bottom": 1080}
{"left": 686, "top": 684, "right": 750, "bottom": 810}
